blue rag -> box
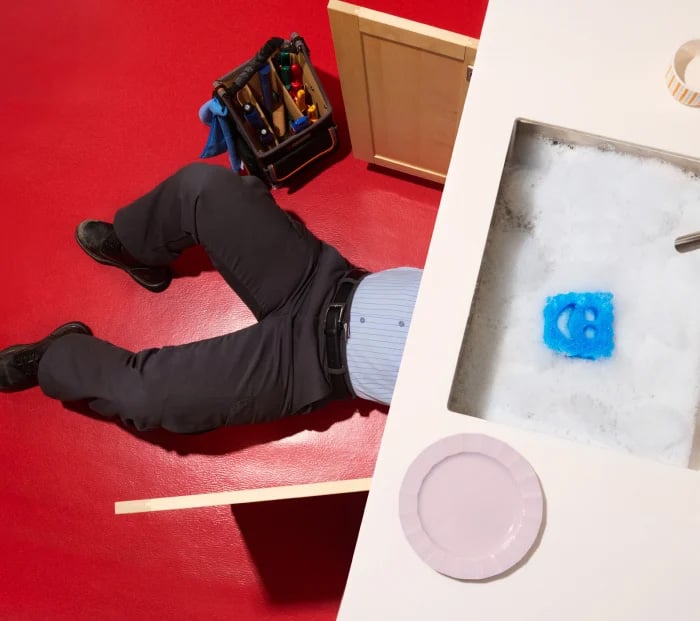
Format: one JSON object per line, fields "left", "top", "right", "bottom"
{"left": 198, "top": 98, "right": 243, "bottom": 172}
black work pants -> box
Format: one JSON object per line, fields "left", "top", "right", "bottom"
{"left": 37, "top": 163, "right": 350, "bottom": 432}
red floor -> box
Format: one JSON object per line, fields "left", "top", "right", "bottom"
{"left": 0, "top": 1, "right": 487, "bottom": 619}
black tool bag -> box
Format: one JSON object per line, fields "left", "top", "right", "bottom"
{"left": 213, "top": 34, "right": 338, "bottom": 186}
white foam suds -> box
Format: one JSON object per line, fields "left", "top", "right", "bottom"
{"left": 452, "top": 132, "right": 700, "bottom": 467}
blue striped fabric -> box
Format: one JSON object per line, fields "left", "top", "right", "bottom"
{"left": 346, "top": 267, "right": 422, "bottom": 405}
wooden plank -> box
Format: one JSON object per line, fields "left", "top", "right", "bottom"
{"left": 115, "top": 478, "right": 373, "bottom": 515}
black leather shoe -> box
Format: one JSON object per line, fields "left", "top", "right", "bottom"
{"left": 0, "top": 322, "right": 92, "bottom": 392}
{"left": 75, "top": 220, "right": 172, "bottom": 293}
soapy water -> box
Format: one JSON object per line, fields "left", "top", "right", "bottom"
{"left": 450, "top": 132, "right": 700, "bottom": 467}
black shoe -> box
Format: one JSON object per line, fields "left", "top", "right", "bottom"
{"left": 75, "top": 220, "right": 172, "bottom": 293}
{"left": 0, "top": 322, "right": 92, "bottom": 392}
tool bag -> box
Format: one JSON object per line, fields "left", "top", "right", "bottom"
{"left": 212, "top": 34, "right": 338, "bottom": 186}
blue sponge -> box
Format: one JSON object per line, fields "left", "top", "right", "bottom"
{"left": 543, "top": 292, "right": 614, "bottom": 360}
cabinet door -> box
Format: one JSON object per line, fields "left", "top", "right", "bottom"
{"left": 328, "top": 0, "right": 478, "bottom": 184}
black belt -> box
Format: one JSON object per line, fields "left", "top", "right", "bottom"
{"left": 323, "top": 268, "right": 369, "bottom": 400}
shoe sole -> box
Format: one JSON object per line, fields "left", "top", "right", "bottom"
{"left": 75, "top": 225, "right": 172, "bottom": 293}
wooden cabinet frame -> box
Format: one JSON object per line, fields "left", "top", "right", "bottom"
{"left": 328, "top": 0, "right": 479, "bottom": 183}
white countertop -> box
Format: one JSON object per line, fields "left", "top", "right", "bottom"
{"left": 338, "top": 1, "right": 700, "bottom": 619}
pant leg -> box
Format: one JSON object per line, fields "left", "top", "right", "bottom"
{"left": 37, "top": 316, "right": 298, "bottom": 433}
{"left": 113, "top": 163, "right": 322, "bottom": 319}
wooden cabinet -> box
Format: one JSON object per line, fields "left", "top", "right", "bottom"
{"left": 328, "top": 0, "right": 479, "bottom": 183}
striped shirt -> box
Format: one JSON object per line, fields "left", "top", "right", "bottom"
{"left": 346, "top": 267, "right": 422, "bottom": 405}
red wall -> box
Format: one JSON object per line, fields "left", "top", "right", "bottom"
{"left": 0, "top": 0, "right": 487, "bottom": 618}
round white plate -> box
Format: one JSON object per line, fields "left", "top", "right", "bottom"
{"left": 399, "top": 433, "right": 544, "bottom": 580}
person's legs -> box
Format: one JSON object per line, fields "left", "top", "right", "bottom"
{"left": 113, "top": 163, "right": 322, "bottom": 319}
{"left": 37, "top": 314, "right": 298, "bottom": 432}
{"left": 1, "top": 166, "right": 353, "bottom": 426}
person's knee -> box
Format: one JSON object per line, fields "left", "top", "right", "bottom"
{"left": 177, "top": 162, "right": 242, "bottom": 195}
